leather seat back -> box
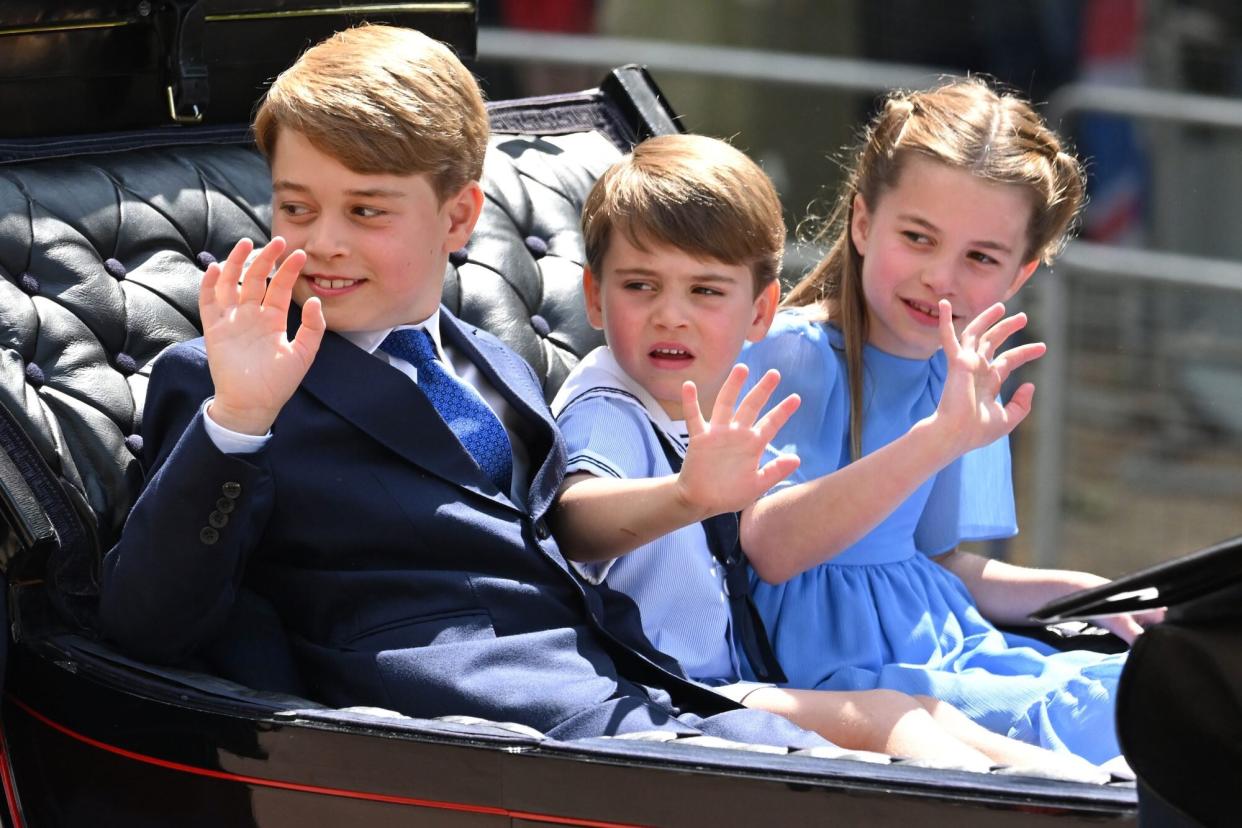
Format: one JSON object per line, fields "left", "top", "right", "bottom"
{"left": 0, "top": 68, "right": 679, "bottom": 626}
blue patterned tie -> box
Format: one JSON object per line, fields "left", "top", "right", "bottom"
{"left": 380, "top": 328, "right": 513, "bottom": 493}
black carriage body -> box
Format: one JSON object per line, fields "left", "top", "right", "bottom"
{"left": 0, "top": 8, "right": 1142, "bottom": 825}
{"left": 0, "top": 634, "right": 1138, "bottom": 828}
{"left": 0, "top": 1, "right": 477, "bottom": 138}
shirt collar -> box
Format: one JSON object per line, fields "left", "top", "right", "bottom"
{"left": 341, "top": 308, "right": 446, "bottom": 361}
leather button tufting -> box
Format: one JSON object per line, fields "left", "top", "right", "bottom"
{"left": 199, "top": 527, "right": 220, "bottom": 545}
{"left": 18, "top": 273, "right": 38, "bottom": 294}
{"left": 208, "top": 510, "right": 228, "bottom": 529}
{"left": 216, "top": 497, "right": 235, "bottom": 514}
{"left": 448, "top": 248, "right": 469, "bottom": 267}
{"left": 124, "top": 435, "right": 144, "bottom": 455}
{"left": 114, "top": 353, "right": 138, "bottom": 375}
{"left": 222, "top": 481, "right": 242, "bottom": 499}
{"left": 195, "top": 251, "right": 217, "bottom": 269}
{"left": 103, "top": 258, "right": 126, "bottom": 279}
{"left": 524, "top": 235, "right": 548, "bottom": 259}
{"left": 24, "top": 363, "right": 44, "bottom": 387}
{"left": 530, "top": 314, "right": 551, "bottom": 337}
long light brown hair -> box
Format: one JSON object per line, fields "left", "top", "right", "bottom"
{"left": 785, "top": 77, "right": 1086, "bottom": 459}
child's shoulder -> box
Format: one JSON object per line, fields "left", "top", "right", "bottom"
{"left": 558, "top": 390, "right": 667, "bottom": 480}
{"left": 767, "top": 307, "right": 840, "bottom": 343}
{"left": 743, "top": 308, "right": 843, "bottom": 373}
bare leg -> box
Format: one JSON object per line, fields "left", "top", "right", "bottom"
{"left": 913, "top": 695, "right": 1107, "bottom": 780}
{"left": 742, "top": 687, "right": 995, "bottom": 771}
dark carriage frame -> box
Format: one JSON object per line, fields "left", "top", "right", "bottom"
{"left": 0, "top": 15, "right": 1140, "bottom": 828}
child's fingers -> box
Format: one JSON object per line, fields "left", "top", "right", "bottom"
{"left": 239, "top": 237, "right": 288, "bottom": 305}
{"left": 1098, "top": 613, "right": 1143, "bottom": 645}
{"left": 755, "top": 393, "right": 801, "bottom": 445}
{"left": 683, "top": 381, "right": 707, "bottom": 437}
{"left": 733, "top": 368, "right": 780, "bottom": 425}
{"left": 937, "top": 300, "right": 959, "bottom": 354}
{"left": 977, "top": 312, "right": 1029, "bottom": 361}
{"left": 199, "top": 261, "right": 223, "bottom": 318}
{"left": 1002, "top": 382, "right": 1036, "bottom": 430}
{"left": 710, "top": 364, "right": 748, "bottom": 426}
{"left": 291, "top": 296, "right": 327, "bottom": 363}
{"left": 991, "top": 342, "right": 1047, "bottom": 384}
{"left": 264, "top": 248, "right": 307, "bottom": 313}
{"left": 216, "top": 238, "right": 254, "bottom": 307}
{"left": 755, "top": 454, "right": 801, "bottom": 492}
{"left": 959, "top": 301, "right": 1006, "bottom": 349}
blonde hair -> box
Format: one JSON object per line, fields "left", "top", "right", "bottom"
{"left": 786, "top": 77, "right": 1086, "bottom": 459}
{"left": 253, "top": 24, "right": 488, "bottom": 201}
{"left": 582, "top": 134, "right": 785, "bottom": 295}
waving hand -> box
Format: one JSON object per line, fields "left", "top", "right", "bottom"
{"left": 201, "top": 237, "right": 326, "bottom": 435}
{"left": 933, "top": 300, "right": 1047, "bottom": 456}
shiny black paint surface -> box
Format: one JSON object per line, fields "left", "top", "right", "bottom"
{"left": 0, "top": 639, "right": 1137, "bottom": 828}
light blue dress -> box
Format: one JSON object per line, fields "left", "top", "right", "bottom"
{"left": 740, "top": 310, "right": 1126, "bottom": 763}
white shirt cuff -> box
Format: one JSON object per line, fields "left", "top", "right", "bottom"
{"left": 201, "top": 397, "right": 271, "bottom": 454}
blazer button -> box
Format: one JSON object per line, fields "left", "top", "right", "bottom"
{"left": 208, "top": 510, "right": 229, "bottom": 529}
{"left": 534, "top": 520, "right": 550, "bottom": 541}
{"left": 222, "top": 481, "right": 242, "bottom": 499}
{"left": 216, "top": 497, "right": 235, "bottom": 514}
{"left": 199, "top": 526, "right": 220, "bottom": 545}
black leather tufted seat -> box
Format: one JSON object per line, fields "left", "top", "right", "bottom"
{"left": 0, "top": 68, "right": 681, "bottom": 632}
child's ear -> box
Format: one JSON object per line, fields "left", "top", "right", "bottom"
{"left": 582, "top": 267, "right": 605, "bottom": 331}
{"left": 443, "top": 181, "right": 485, "bottom": 252}
{"left": 849, "top": 193, "right": 871, "bottom": 257}
{"left": 746, "top": 279, "right": 780, "bottom": 343}
{"left": 1003, "top": 259, "right": 1040, "bottom": 301}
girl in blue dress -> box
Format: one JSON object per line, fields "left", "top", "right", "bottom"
{"left": 738, "top": 78, "right": 1162, "bottom": 765}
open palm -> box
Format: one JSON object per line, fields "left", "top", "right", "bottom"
{"left": 676, "top": 364, "right": 801, "bottom": 518}
{"left": 935, "top": 300, "right": 1047, "bottom": 457}
{"left": 201, "top": 237, "right": 326, "bottom": 435}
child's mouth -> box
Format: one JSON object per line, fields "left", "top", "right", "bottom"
{"left": 902, "top": 298, "right": 956, "bottom": 327}
{"left": 648, "top": 345, "right": 694, "bottom": 367}
{"left": 306, "top": 275, "right": 364, "bottom": 296}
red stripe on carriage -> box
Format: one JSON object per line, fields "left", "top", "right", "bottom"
{"left": 8, "top": 696, "right": 646, "bottom": 828}
{"left": 0, "top": 720, "right": 27, "bottom": 827}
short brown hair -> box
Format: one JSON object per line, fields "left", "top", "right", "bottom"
{"left": 582, "top": 134, "right": 784, "bottom": 295}
{"left": 253, "top": 24, "right": 488, "bottom": 201}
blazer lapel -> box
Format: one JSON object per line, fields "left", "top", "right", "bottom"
{"left": 438, "top": 308, "right": 565, "bottom": 520}
{"left": 294, "top": 311, "right": 519, "bottom": 512}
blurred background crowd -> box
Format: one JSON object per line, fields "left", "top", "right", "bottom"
{"left": 471, "top": 0, "right": 1242, "bottom": 578}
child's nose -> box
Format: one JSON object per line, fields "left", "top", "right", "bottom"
{"left": 919, "top": 255, "right": 959, "bottom": 297}
{"left": 650, "top": 293, "right": 689, "bottom": 327}
{"left": 302, "top": 216, "right": 349, "bottom": 260}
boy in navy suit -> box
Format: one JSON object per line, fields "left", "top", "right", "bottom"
{"left": 99, "top": 24, "right": 824, "bottom": 747}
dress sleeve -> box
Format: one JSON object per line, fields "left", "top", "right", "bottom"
{"left": 914, "top": 434, "right": 1019, "bottom": 555}
{"left": 555, "top": 394, "right": 664, "bottom": 583}
{"left": 740, "top": 314, "right": 848, "bottom": 482}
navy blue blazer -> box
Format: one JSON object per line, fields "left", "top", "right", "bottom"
{"left": 100, "top": 307, "right": 823, "bottom": 747}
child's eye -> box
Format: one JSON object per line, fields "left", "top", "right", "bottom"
{"left": 968, "top": 251, "right": 999, "bottom": 266}
{"left": 278, "top": 203, "right": 311, "bottom": 218}
{"left": 902, "top": 231, "right": 932, "bottom": 245}
{"left": 622, "top": 281, "right": 655, "bottom": 292}
{"left": 352, "top": 205, "right": 386, "bottom": 219}
{"left": 692, "top": 286, "right": 725, "bottom": 297}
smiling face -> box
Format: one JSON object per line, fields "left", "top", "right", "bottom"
{"left": 850, "top": 155, "right": 1040, "bottom": 359}
{"left": 584, "top": 233, "right": 777, "bottom": 420}
{"left": 271, "top": 129, "right": 482, "bottom": 332}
